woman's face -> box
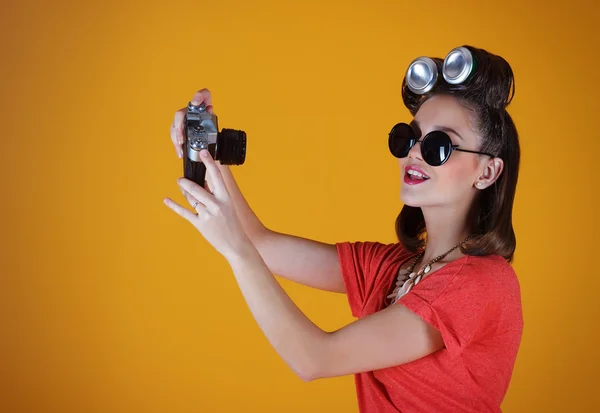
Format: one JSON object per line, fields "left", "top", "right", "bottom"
{"left": 399, "top": 94, "right": 485, "bottom": 209}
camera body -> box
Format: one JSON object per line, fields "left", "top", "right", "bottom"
{"left": 183, "top": 101, "right": 247, "bottom": 187}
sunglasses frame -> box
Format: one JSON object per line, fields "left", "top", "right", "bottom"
{"left": 388, "top": 122, "right": 496, "bottom": 166}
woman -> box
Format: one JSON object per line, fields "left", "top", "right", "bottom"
{"left": 164, "top": 45, "right": 523, "bottom": 413}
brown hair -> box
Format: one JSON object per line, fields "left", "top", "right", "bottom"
{"left": 396, "top": 45, "right": 520, "bottom": 262}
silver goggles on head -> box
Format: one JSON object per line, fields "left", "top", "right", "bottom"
{"left": 405, "top": 46, "right": 476, "bottom": 95}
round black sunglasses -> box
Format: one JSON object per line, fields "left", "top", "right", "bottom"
{"left": 388, "top": 122, "right": 495, "bottom": 166}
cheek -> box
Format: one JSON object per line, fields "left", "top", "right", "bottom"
{"left": 398, "top": 158, "right": 407, "bottom": 173}
{"left": 435, "top": 160, "right": 476, "bottom": 187}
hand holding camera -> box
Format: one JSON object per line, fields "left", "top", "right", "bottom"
{"left": 169, "top": 89, "right": 247, "bottom": 188}
{"left": 164, "top": 89, "right": 252, "bottom": 261}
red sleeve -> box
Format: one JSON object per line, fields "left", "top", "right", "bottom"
{"left": 397, "top": 256, "right": 497, "bottom": 358}
{"left": 335, "top": 241, "right": 400, "bottom": 318}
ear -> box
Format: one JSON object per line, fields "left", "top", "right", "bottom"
{"left": 474, "top": 157, "right": 504, "bottom": 190}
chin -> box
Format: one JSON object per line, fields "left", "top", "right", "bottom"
{"left": 400, "top": 191, "right": 425, "bottom": 208}
{"left": 400, "top": 185, "right": 443, "bottom": 208}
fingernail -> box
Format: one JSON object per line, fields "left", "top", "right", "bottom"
{"left": 201, "top": 149, "right": 209, "bottom": 157}
{"left": 191, "top": 99, "right": 199, "bottom": 105}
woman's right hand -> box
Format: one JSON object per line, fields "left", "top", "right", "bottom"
{"left": 169, "top": 88, "right": 215, "bottom": 159}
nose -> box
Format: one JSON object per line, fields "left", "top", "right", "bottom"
{"left": 407, "top": 139, "right": 423, "bottom": 161}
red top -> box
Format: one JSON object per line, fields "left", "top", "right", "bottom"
{"left": 336, "top": 241, "right": 523, "bottom": 413}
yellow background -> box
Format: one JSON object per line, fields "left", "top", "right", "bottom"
{"left": 1, "top": 0, "right": 598, "bottom": 412}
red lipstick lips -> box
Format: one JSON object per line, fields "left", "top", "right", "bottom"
{"left": 404, "top": 165, "right": 430, "bottom": 185}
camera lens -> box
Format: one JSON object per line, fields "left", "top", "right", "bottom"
{"left": 216, "top": 128, "right": 247, "bottom": 165}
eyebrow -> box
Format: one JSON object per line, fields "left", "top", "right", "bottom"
{"left": 411, "top": 120, "right": 464, "bottom": 141}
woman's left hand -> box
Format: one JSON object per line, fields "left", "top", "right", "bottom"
{"left": 163, "top": 149, "right": 252, "bottom": 262}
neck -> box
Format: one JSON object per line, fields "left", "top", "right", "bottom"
{"left": 420, "top": 204, "right": 472, "bottom": 263}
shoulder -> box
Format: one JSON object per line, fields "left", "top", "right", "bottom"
{"left": 458, "top": 255, "right": 520, "bottom": 290}
{"left": 447, "top": 254, "right": 522, "bottom": 311}
{"left": 336, "top": 240, "right": 410, "bottom": 263}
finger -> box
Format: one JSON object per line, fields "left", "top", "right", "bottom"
{"left": 177, "top": 177, "right": 217, "bottom": 212}
{"left": 170, "top": 109, "right": 186, "bottom": 159}
{"left": 172, "top": 107, "right": 187, "bottom": 146}
{"left": 170, "top": 121, "right": 183, "bottom": 158}
{"left": 200, "top": 150, "right": 228, "bottom": 200}
{"left": 182, "top": 188, "right": 206, "bottom": 209}
{"left": 163, "top": 198, "right": 199, "bottom": 223}
{"left": 204, "top": 179, "right": 214, "bottom": 195}
{"left": 190, "top": 88, "right": 212, "bottom": 109}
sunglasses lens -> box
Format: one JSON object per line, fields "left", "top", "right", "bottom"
{"left": 388, "top": 123, "right": 416, "bottom": 158}
{"left": 422, "top": 131, "right": 452, "bottom": 166}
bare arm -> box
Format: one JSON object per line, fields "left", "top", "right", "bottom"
{"left": 227, "top": 241, "right": 443, "bottom": 382}
{"left": 170, "top": 89, "right": 344, "bottom": 293}
{"left": 218, "top": 163, "right": 345, "bottom": 293}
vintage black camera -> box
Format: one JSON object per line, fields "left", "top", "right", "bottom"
{"left": 183, "top": 101, "right": 247, "bottom": 187}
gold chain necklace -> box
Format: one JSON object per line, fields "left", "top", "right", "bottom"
{"left": 387, "top": 234, "right": 476, "bottom": 305}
